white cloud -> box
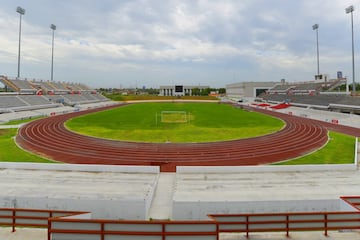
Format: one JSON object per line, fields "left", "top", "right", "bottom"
{"left": 0, "top": 0, "right": 358, "bottom": 88}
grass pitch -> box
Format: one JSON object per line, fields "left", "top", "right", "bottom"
{"left": 66, "top": 102, "right": 284, "bottom": 143}
{"left": 275, "top": 131, "right": 355, "bottom": 165}
{"left": 0, "top": 129, "right": 54, "bottom": 163}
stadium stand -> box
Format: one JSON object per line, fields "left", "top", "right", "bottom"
{"left": 257, "top": 78, "right": 360, "bottom": 114}
{"left": 0, "top": 75, "right": 36, "bottom": 94}
{"left": 260, "top": 94, "right": 348, "bottom": 106}
{"left": 264, "top": 78, "right": 346, "bottom": 96}
{"left": 46, "top": 92, "right": 109, "bottom": 106}
{"left": 0, "top": 96, "right": 27, "bottom": 109}
{"left": 0, "top": 95, "right": 62, "bottom": 113}
{"left": 267, "top": 84, "right": 296, "bottom": 94}
{"left": 0, "top": 77, "right": 111, "bottom": 113}
{"left": 11, "top": 79, "right": 36, "bottom": 92}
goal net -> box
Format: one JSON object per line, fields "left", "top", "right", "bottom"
{"left": 160, "top": 111, "right": 188, "bottom": 123}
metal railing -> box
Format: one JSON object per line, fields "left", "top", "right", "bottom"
{"left": 1, "top": 196, "right": 360, "bottom": 239}
{"left": 0, "top": 208, "right": 87, "bottom": 232}
{"left": 210, "top": 211, "right": 360, "bottom": 238}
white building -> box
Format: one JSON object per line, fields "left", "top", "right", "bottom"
{"left": 226, "top": 81, "right": 279, "bottom": 98}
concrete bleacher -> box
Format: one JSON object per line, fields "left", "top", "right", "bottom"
{"left": 0, "top": 96, "right": 27, "bottom": 109}
{"left": 275, "top": 105, "right": 360, "bottom": 128}
{"left": 58, "top": 93, "right": 109, "bottom": 106}
{"left": 173, "top": 165, "right": 360, "bottom": 220}
{"left": 33, "top": 81, "right": 56, "bottom": 91}
{"left": 3, "top": 78, "right": 95, "bottom": 94}
{"left": 1, "top": 77, "right": 110, "bottom": 110}
{"left": 45, "top": 95, "right": 65, "bottom": 104}
{"left": 18, "top": 95, "right": 53, "bottom": 106}
{"left": 268, "top": 84, "right": 294, "bottom": 92}
{"left": 49, "top": 82, "right": 69, "bottom": 92}
{"left": 293, "top": 82, "right": 322, "bottom": 91}
{"left": 1, "top": 163, "right": 359, "bottom": 222}
{"left": 0, "top": 95, "right": 62, "bottom": 113}
{"left": 0, "top": 103, "right": 113, "bottom": 124}
{"left": 11, "top": 80, "right": 36, "bottom": 92}
{"left": 61, "top": 94, "right": 92, "bottom": 105}
{"left": 261, "top": 93, "right": 351, "bottom": 107}
{"left": 68, "top": 83, "right": 91, "bottom": 91}
{"left": 0, "top": 163, "right": 159, "bottom": 219}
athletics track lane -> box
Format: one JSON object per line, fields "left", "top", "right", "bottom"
{"left": 15, "top": 104, "right": 360, "bottom": 172}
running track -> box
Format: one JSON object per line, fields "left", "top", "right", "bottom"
{"left": 16, "top": 103, "right": 360, "bottom": 172}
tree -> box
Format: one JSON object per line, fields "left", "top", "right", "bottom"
{"left": 192, "top": 87, "right": 201, "bottom": 96}
{"left": 218, "top": 88, "right": 226, "bottom": 94}
{"left": 200, "top": 88, "right": 211, "bottom": 96}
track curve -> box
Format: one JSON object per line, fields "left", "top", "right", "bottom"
{"left": 15, "top": 103, "right": 359, "bottom": 172}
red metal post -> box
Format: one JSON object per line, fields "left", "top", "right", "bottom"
{"left": 324, "top": 214, "right": 328, "bottom": 236}
{"left": 246, "top": 215, "right": 249, "bottom": 238}
{"left": 162, "top": 222, "right": 166, "bottom": 240}
{"left": 12, "top": 209, "right": 16, "bottom": 232}
{"left": 286, "top": 214, "right": 290, "bottom": 238}
{"left": 48, "top": 212, "right": 53, "bottom": 240}
{"left": 101, "top": 222, "right": 105, "bottom": 240}
{"left": 47, "top": 219, "right": 51, "bottom": 240}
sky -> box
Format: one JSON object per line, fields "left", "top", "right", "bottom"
{"left": 0, "top": 0, "right": 359, "bottom": 89}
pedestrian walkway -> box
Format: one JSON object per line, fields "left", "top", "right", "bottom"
{"left": 1, "top": 228, "right": 359, "bottom": 240}
{"left": 148, "top": 172, "right": 176, "bottom": 220}
{"left": 0, "top": 228, "right": 46, "bottom": 240}
{"left": 0, "top": 124, "right": 23, "bottom": 129}
{"left": 220, "top": 230, "right": 360, "bottom": 239}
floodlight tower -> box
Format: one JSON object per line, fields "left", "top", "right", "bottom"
{"left": 345, "top": 5, "right": 356, "bottom": 93}
{"left": 50, "top": 24, "right": 56, "bottom": 81}
{"left": 312, "top": 24, "right": 320, "bottom": 77}
{"left": 16, "top": 6, "right": 25, "bottom": 78}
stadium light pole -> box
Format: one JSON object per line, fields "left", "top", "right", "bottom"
{"left": 312, "top": 24, "right": 320, "bottom": 77}
{"left": 50, "top": 24, "right": 56, "bottom": 81}
{"left": 16, "top": 6, "right": 25, "bottom": 79}
{"left": 346, "top": 5, "right": 356, "bottom": 93}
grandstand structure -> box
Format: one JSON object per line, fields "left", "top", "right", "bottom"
{"left": 227, "top": 77, "right": 347, "bottom": 99}
{"left": 0, "top": 76, "right": 109, "bottom": 115}
{"left": 0, "top": 75, "right": 92, "bottom": 94}
{"left": 252, "top": 77, "right": 360, "bottom": 114}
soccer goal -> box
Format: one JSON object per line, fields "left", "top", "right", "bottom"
{"left": 160, "top": 111, "right": 188, "bottom": 123}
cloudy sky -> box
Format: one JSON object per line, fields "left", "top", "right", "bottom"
{"left": 0, "top": 0, "right": 358, "bottom": 89}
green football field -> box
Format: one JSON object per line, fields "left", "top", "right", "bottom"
{"left": 65, "top": 102, "right": 284, "bottom": 143}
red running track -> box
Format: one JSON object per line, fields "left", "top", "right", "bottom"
{"left": 15, "top": 104, "right": 360, "bottom": 172}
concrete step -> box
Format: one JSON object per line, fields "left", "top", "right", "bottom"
{"left": 148, "top": 173, "right": 176, "bottom": 220}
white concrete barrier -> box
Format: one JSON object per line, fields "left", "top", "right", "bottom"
{"left": 0, "top": 162, "right": 160, "bottom": 173}
{"left": 177, "top": 164, "right": 357, "bottom": 173}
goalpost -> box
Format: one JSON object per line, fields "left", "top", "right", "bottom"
{"left": 160, "top": 111, "right": 188, "bottom": 123}
{"left": 155, "top": 111, "right": 191, "bottom": 126}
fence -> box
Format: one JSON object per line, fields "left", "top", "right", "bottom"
{"left": 209, "top": 211, "right": 360, "bottom": 238}
{"left": 0, "top": 208, "right": 87, "bottom": 233}
{"left": 1, "top": 196, "right": 360, "bottom": 240}
{"left": 49, "top": 218, "right": 218, "bottom": 240}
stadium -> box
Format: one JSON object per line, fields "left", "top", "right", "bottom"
{"left": 0, "top": 76, "right": 360, "bottom": 240}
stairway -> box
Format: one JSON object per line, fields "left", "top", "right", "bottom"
{"left": 0, "top": 76, "right": 20, "bottom": 92}
{"left": 148, "top": 173, "right": 176, "bottom": 220}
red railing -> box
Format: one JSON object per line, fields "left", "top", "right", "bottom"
{"left": 209, "top": 211, "right": 360, "bottom": 238}
{"left": 0, "top": 208, "right": 86, "bottom": 233}
{"left": 48, "top": 218, "right": 218, "bottom": 240}
{"left": 341, "top": 196, "right": 360, "bottom": 211}
{"left": 1, "top": 196, "right": 360, "bottom": 240}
